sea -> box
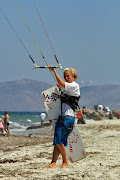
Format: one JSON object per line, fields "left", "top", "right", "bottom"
{"left": 0, "top": 111, "right": 51, "bottom": 136}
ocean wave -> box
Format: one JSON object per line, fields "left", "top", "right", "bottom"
{"left": 27, "top": 119, "right": 32, "bottom": 122}
{"left": 10, "top": 121, "right": 27, "bottom": 130}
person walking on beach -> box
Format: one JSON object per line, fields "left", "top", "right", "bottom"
{"left": 4, "top": 111, "right": 10, "bottom": 135}
{"left": 40, "top": 112, "right": 46, "bottom": 127}
{"left": 0, "top": 118, "right": 4, "bottom": 135}
{"left": 46, "top": 66, "right": 80, "bottom": 168}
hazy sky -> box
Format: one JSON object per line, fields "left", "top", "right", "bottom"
{"left": 0, "top": 0, "right": 120, "bottom": 86}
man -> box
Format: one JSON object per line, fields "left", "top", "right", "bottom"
{"left": 77, "top": 108, "right": 83, "bottom": 124}
{"left": 40, "top": 112, "right": 46, "bottom": 127}
{"left": 4, "top": 111, "right": 10, "bottom": 135}
{"left": 77, "top": 108, "right": 86, "bottom": 124}
{"left": 46, "top": 66, "right": 80, "bottom": 168}
{"left": 82, "top": 106, "right": 87, "bottom": 119}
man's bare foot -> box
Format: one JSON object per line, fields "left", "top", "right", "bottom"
{"left": 60, "top": 162, "right": 68, "bottom": 168}
{"left": 45, "top": 162, "right": 56, "bottom": 168}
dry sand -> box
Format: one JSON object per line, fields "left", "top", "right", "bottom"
{"left": 0, "top": 119, "right": 120, "bottom": 180}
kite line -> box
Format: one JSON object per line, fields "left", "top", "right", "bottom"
{"left": 0, "top": 8, "right": 59, "bottom": 74}
{"left": 33, "top": 0, "right": 62, "bottom": 69}
{"left": 13, "top": 0, "right": 62, "bottom": 69}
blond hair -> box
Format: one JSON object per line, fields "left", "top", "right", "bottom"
{"left": 64, "top": 68, "right": 78, "bottom": 81}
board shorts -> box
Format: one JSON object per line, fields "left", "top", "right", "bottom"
{"left": 53, "top": 116, "right": 75, "bottom": 147}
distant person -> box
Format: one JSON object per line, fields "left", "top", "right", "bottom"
{"left": 99, "top": 114, "right": 103, "bottom": 120}
{"left": 0, "top": 118, "right": 4, "bottom": 135}
{"left": 116, "top": 112, "right": 120, "bottom": 119}
{"left": 4, "top": 111, "right": 10, "bottom": 135}
{"left": 77, "top": 108, "right": 86, "bottom": 124}
{"left": 82, "top": 106, "right": 87, "bottom": 119}
{"left": 109, "top": 112, "right": 113, "bottom": 119}
{"left": 40, "top": 112, "right": 46, "bottom": 127}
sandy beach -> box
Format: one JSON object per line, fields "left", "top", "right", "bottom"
{"left": 0, "top": 119, "right": 120, "bottom": 180}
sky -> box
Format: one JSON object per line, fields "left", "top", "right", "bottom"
{"left": 0, "top": 0, "right": 120, "bottom": 86}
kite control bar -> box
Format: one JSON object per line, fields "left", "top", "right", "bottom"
{"left": 29, "top": 55, "right": 62, "bottom": 69}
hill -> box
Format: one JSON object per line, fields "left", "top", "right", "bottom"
{"left": 0, "top": 79, "right": 120, "bottom": 111}
{"left": 79, "top": 84, "right": 120, "bottom": 110}
{"left": 0, "top": 79, "right": 52, "bottom": 112}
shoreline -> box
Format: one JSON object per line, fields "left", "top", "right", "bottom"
{"left": 8, "top": 123, "right": 53, "bottom": 136}
{"left": 0, "top": 119, "right": 120, "bottom": 179}
{"left": 9, "top": 118, "right": 119, "bottom": 136}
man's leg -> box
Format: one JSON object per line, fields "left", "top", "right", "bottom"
{"left": 46, "top": 145, "right": 60, "bottom": 168}
{"left": 41, "top": 120, "right": 44, "bottom": 127}
{"left": 7, "top": 125, "right": 10, "bottom": 135}
{"left": 56, "top": 144, "right": 68, "bottom": 168}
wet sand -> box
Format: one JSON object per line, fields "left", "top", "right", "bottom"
{"left": 0, "top": 119, "right": 120, "bottom": 180}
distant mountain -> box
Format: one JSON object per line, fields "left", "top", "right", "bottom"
{"left": 79, "top": 84, "right": 120, "bottom": 110}
{"left": 0, "top": 79, "right": 52, "bottom": 112}
{"left": 0, "top": 80, "right": 120, "bottom": 111}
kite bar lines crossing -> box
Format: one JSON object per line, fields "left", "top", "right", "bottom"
{"left": 13, "top": 0, "right": 62, "bottom": 71}
{"left": 1, "top": 0, "right": 63, "bottom": 83}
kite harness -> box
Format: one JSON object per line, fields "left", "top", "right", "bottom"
{"left": 52, "top": 91, "right": 80, "bottom": 130}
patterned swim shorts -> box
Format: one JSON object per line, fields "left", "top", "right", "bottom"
{"left": 53, "top": 116, "right": 75, "bottom": 146}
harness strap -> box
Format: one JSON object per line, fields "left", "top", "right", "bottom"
{"left": 52, "top": 92, "right": 80, "bottom": 111}
{"left": 52, "top": 92, "right": 80, "bottom": 131}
